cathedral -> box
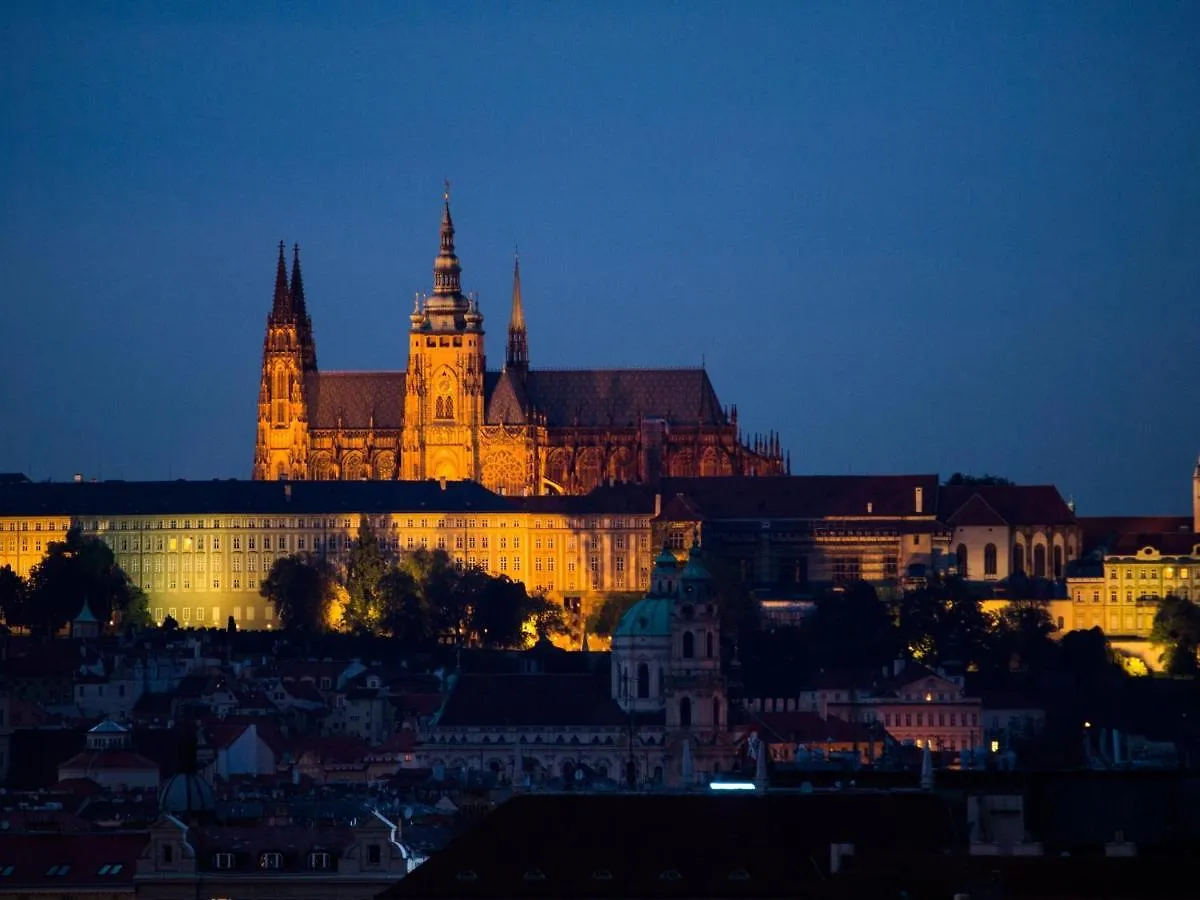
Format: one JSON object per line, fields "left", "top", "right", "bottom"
{"left": 253, "top": 188, "right": 786, "bottom": 495}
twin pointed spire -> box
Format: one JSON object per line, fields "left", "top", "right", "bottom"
{"left": 271, "top": 241, "right": 292, "bottom": 318}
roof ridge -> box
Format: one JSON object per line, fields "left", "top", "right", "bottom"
{"left": 530, "top": 366, "right": 708, "bottom": 373}
{"left": 313, "top": 370, "right": 407, "bottom": 376}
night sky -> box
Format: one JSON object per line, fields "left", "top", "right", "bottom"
{"left": 2, "top": 2, "right": 1197, "bottom": 515}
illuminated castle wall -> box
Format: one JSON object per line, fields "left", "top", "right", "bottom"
{"left": 252, "top": 188, "right": 786, "bottom": 494}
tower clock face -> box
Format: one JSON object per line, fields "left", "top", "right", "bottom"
{"left": 438, "top": 373, "right": 451, "bottom": 394}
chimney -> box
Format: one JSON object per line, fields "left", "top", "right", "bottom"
{"left": 284, "top": 484, "right": 292, "bottom": 501}
{"left": 866, "top": 501, "right": 873, "bottom": 514}
{"left": 914, "top": 485, "right": 924, "bottom": 514}
{"left": 654, "top": 493, "right": 662, "bottom": 517}
{"left": 439, "top": 476, "right": 447, "bottom": 491}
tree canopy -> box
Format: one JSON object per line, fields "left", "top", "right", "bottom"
{"left": 1151, "top": 594, "right": 1200, "bottom": 676}
{"left": 945, "top": 473, "right": 1014, "bottom": 486}
{"left": 261, "top": 525, "right": 551, "bottom": 649}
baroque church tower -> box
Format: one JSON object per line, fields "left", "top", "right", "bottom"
{"left": 400, "top": 184, "right": 487, "bottom": 482}
{"left": 253, "top": 244, "right": 315, "bottom": 480}
{"left": 610, "top": 541, "right": 731, "bottom": 783}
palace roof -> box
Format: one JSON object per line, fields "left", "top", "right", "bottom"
{"left": 0, "top": 478, "right": 517, "bottom": 517}
{"left": 655, "top": 474, "right": 941, "bottom": 520}
{"left": 937, "top": 484, "right": 1076, "bottom": 527}
{"left": 434, "top": 673, "right": 634, "bottom": 728}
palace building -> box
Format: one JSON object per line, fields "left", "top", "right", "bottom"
{"left": 252, "top": 188, "right": 785, "bottom": 494}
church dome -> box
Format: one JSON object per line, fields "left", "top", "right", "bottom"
{"left": 612, "top": 597, "right": 672, "bottom": 638}
{"left": 159, "top": 772, "right": 216, "bottom": 817}
{"left": 680, "top": 545, "right": 711, "bottom": 582}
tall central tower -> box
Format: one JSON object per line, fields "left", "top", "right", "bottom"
{"left": 401, "top": 184, "right": 487, "bottom": 481}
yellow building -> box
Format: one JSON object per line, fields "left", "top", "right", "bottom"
{"left": 0, "top": 478, "right": 657, "bottom": 631}
{"left": 252, "top": 187, "right": 785, "bottom": 493}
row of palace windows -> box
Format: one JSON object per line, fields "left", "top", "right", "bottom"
{"left": 884, "top": 711, "right": 978, "bottom": 728}
{"left": 1108, "top": 566, "right": 1196, "bottom": 580}
{"left": 955, "top": 543, "right": 1064, "bottom": 579}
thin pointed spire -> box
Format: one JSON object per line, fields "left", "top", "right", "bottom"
{"left": 291, "top": 244, "right": 318, "bottom": 372}
{"left": 506, "top": 250, "right": 529, "bottom": 372}
{"left": 432, "top": 179, "right": 462, "bottom": 297}
{"left": 271, "top": 240, "right": 292, "bottom": 318}
{"left": 290, "top": 243, "right": 307, "bottom": 316}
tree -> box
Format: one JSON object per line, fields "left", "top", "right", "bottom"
{"left": 122, "top": 585, "right": 153, "bottom": 630}
{"left": 25, "top": 526, "right": 140, "bottom": 635}
{"left": 227, "top": 615, "right": 237, "bottom": 633}
{"left": 468, "top": 573, "right": 530, "bottom": 648}
{"left": 0, "top": 565, "right": 26, "bottom": 628}
{"left": 946, "top": 473, "right": 1014, "bottom": 486}
{"left": 994, "top": 598, "right": 1056, "bottom": 670}
{"left": 808, "top": 580, "right": 897, "bottom": 669}
{"left": 1151, "top": 594, "right": 1200, "bottom": 676}
{"left": 399, "top": 548, "right": 461, "bottom": 639}
{"left": 586, "top": 593, "right": 642, "bottom": 637}
{"left": 342, "top": 520, "right": 391, "bottom": 633}
{"left": 162, "top": 613, "right": 179, "bottom": 632}
{"left": 896, "top": 576, "right": 995, "bottom": 670}
{"left": 526, "top": 590, "right": 570, "bottom": 644}
{"left": 380, "top": 565, "right": 433, "bottom": 647}
{"left": 262, "top": 554, "right": 336, "bottom": 633}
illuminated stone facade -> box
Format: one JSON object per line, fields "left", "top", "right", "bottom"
{"left": 0, "top": 479, "right": 655, "bottom": 631}
{"left": 252, "top": 189, "right": 785, "bottom": 494}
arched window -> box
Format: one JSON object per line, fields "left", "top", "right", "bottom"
{"left": 984, "top": 543, "right": 997, "bottom": 576}
{"left": 1053, "top": 545, "right": 1064, "bottom": 579}
{"left": 956, "top": 543, "right": 968, "bottom": 578}
{"left": 636, "top": 663, "right": 649, "bottom": 699}
{"left": 679, "top": 697, "right": 692, "bottom": 728}
{"left": 1033, "top": 545, "right": 1046, "bottom": 578}
{"left": 682, "top": 631, "right": 694, "bottom": 659}
{"left": 706, "top": 631, "right": 714, "bottom": 658}
{"left": 1012, "top": 544, "right": 1025, "bottom": 575}
{"left": 712, "top": 697, "right": 721, "bottom": 728}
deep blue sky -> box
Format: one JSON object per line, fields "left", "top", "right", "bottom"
{"left": 2, "top": 2, "right": 1198, "bottom": 515}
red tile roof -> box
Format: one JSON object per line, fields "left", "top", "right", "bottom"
{"left": 58, "top": 749, "right": 160, "bottom": 772}
{"left": 1077, "top": 516, "right": 1195, "bottom": 555}
{"left": 655, "top": 475, "right": 941, "bottom": 520}
{"left": 748, "top": 711, "right": 861, "bottom": 744}
{"left": 1110, "top": 531, "right": 1200, "bottom": 557}
{"left": 938, "top": 484, "right": 1076, "bottom": 527}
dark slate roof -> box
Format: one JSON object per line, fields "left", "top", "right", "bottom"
{"left": 1109, "top": 531, "right": 1200, "bottom": 558}
{"left": 517, "top": 483, "right": 658, "bottom": 516}
{"left": 485, "top": 369, "right": 531, "bottom": 425}
{"left": 1077, "top": 516, "right": 1194, "bottom": 556}
{"left": 305, "top": 371, "right": 405, "bottom": 429}
{"left": 522, "top": 369, "right": 726, "bottom": 428}
{"left": 0, "top": 472, "right": 31, "bottom": 485}
{"left": 942, "top": 492, "right": 1008, "bottom": 527}
{"left": 0, "top": 831, "right": 147, "bottom": 889}
{"left": 654, "top": 475, "right": 940, "bottom": 520}
{"left": 937, "top": 485, "right": 1076, "bottom": 527}
{"left": 382, "top": 792, "right": 960, "bottom": 899}
{"left": 0, "top": 479, "right": 517, "bottom": 517}
{"left": 435, "top": 673, "right": 635, "bottom": 728}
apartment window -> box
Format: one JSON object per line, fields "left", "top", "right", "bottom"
{"left": 367, "top": 844, "right": 382, "bottom": 866}
{"left": 513, "top": 557, "right": 521, "bottom": 572}
{"left": 546, "top": 537, "right": 555, "bottom": 550}
{"left": 213, "top": 579, "right": 220, "bottom": 590}
{"left": 481, "top": 536, "right": 489, "bottom": 549}
{"left": 499, "top": 556, "right": 507, "bottom": 572}
{"left": 260, "top": 852, "right": 282, "bottom": 870}
{"left": 212, "top": 537, "right": 220, "bottom": 550}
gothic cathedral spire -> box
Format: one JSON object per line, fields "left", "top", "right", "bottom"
{"left": 506, "top": 251, "right": 529, "bottom": 372}
{"left": 291, "top": 243, "right": 318, "bottom": 372}
{"left": 270, "top": 240, "right": 292, "bottom": 319}
{"left": 432, "top": 179, "right": 462, "bottom": 298}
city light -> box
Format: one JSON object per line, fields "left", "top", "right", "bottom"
{"left": 710, "top": 781, "right": 756, "bottom": 791}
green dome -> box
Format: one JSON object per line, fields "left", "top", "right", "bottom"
{"left": 653, "top": 546, "right": 678, "bottom": 568}
{"left": 680, "top": 546, "right": 710, "bottom": 581}
{"left": 613, "top": 597, "right": 672, "bottom": 638}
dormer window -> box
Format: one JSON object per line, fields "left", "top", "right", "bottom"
{"left": 259, "top": 852, "right": 282, "bottom": 870}
{"left": 308, "top": 852, "right": 331, "bottom": 870}
{"left": 367, "top": 844, "right": 382, "bottom": 866}
{"left": 214, "top": 853, "right": 234, "bottom": 870}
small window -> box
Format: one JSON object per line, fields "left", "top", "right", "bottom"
{"left": 214, "top": 852, "right": 234, "bottom": 869}
{"left": 308, "top": 852, "right": 331, "bottom": 869}
{"left": 367, "top": 844, "right": 382, "bottom": 866}
{"left": 161, "top": 844, "right": 174, "bottom": 864}
{"left": 260, "top": 852, "right": 282, "bottom": 870}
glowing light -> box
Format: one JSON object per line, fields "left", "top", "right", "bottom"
{"left": 990, "top": 740, "right": 1000, "bottom": 753}
{"left": 1084, "top": 721, "right": 1092, "bottom": 729}
{"left": 710, "top": 781, "right": 756, "bottom": 791}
